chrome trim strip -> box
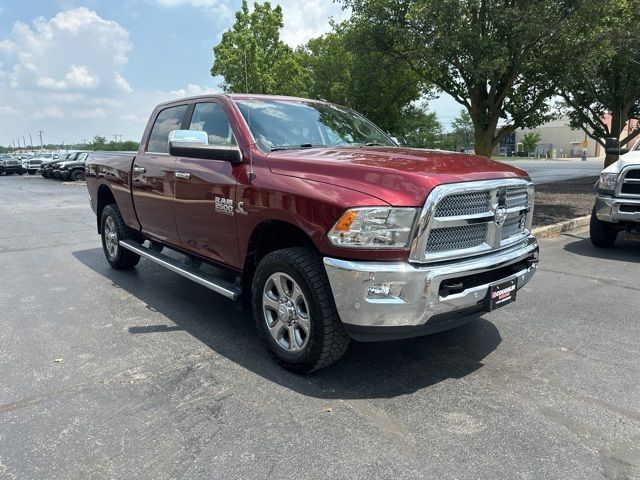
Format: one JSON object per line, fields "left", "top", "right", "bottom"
{"left": 119, "top": 240, "right": 239, "bottom": 300}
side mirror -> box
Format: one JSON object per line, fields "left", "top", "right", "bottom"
{"left": 168, "top": 130, "right": 242, "bottom": 163}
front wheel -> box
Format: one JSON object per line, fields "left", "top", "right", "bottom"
{"left": 590, "top": 207, "right": 618, "bottom": 248}
{"left": 101, "top": 204, "right": 140, "bottom": 269}
{"left": 252, "top": 247, "right": 349, "bottom": 373}
{"left": 70, "top": 169, "right": 85, "bottom": 181}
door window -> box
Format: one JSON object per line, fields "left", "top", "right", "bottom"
{"left": 147, "top": 104, "right": 188, "bottom": 153}
{"left": 189, "top": 103, "right": 236, "bottom": 146}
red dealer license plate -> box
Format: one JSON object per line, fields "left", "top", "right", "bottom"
{"left": 485, "top": 278, "right": 517, "bottom": 311}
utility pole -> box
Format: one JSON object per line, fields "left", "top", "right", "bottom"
{"left": 38, "top": 130, "right": 43, "bottom": 151}
{"left": 29, "top": 134, "right": 33, "bottom": 148}
{"left": 22, "top": 136, "right": 26, "bottom": 149}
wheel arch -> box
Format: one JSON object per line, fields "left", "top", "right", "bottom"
{"left": 241, "top": 220, "right": 317, "bottom": 309}
{"left": 96, "top": 184, "right": 117, "bottom": 234}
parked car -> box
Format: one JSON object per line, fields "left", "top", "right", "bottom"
{"left": 0, "top": 154, "right": 23, "bottom": 175}
{"left": 23, "top": 158, "right": 44, "bottom": 175}
{"left": 86, "top": 94, "right": 539, "bottom": 373}
{"left": 591, "top": 142, "right": 640, "bottom": 247}
{"left": 54, "top": 152, "right": 89, "bottom": 181}
{"left": 40, "top": 152, "right": 75, "bottom": 178}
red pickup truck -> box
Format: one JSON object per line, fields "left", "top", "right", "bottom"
{"left": 86, "top": 94, "right": 538, "bottom": 373}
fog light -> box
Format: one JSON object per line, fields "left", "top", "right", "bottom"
{"left": 367, "top": 283, "right": 391, "bottom": 297}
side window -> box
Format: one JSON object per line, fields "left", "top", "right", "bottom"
{"left": 189, "top": 102, "right": 236, "bottom": 146}
{"left": 147, "top": 104, "right": 188, "bottom": 153}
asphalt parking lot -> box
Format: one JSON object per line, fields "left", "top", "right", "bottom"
{"left": 1, "top": 175, "right": 639, "bottom": 480}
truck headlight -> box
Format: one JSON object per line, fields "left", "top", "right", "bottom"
{"left": 598, "top": 172, "right": 618, "bottom": 194}
{"left": 328, "top": 207, "right": 418, "bottom": 248}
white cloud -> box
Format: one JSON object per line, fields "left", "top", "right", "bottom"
{"left": 1, "top": 7, "right": 131, "bottom": 91}
{"left": 71, "top": 109, "right": 107, "bottom": 119}
{"left": 170, "top": 83, "right": 219, "bottom": 97}
{"left": 0, "top": 8, "right": 140, "bottom": 144}
{"left": 276, "top": 1, "right": 350, "bottom": 47}
{"left": 152, "top": 0, "right": 233, "bottom": 21}
{"left": 33, "top": 106, "right": 64, "bottom": 119}
{"left": 114, "top": 72, "right": 132, "bottom": 93}
{"left": 37, "top": 65, "right": 100, "bottom": 90}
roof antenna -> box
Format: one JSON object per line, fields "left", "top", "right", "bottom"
{"left": 244, "top": 50, "right": 255, "bottom": 182}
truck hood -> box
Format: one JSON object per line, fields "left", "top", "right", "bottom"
{"left": 266, "top": 147, "right": 529, "bottom": 206}
{"left": 602, "top": 150, "right": 640, "bottom": 174}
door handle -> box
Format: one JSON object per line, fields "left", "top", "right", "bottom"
{"left": 133, "top": 166, "right": 146, "bottom": 174}
{"left": 175, "top": 172, "right": 191, "bottom": 180}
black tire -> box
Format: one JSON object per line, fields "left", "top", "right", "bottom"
{"left": 70, "top": 170, "right": 85, "bottom": 181}
{"left": 252, "top": 247, "right": 349, "bottom": 373}
{"left": 100, "top": 204, "right": 140, "bottom": 270}
{"left": 590, "top": 207, "right": 618, "bottom": 248}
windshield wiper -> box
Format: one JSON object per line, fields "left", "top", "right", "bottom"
{"left": 334, "top": 142, "right": 389, "bottom": 148}
{"left": 270, "top": 143, "right": 326, "bottom": 152}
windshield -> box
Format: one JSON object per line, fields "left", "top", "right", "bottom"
{"left": 234, "top": 99, "right": 396, "bottom": 152}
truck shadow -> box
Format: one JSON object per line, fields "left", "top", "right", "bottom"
{"left": 563, "top": 234, "right": 640, "bottom": 263}
{"left": 72, "top": 248, "right": 502, "bottom": 400}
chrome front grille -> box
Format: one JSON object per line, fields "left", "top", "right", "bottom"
{"left": 501, "top": 215, "right": 524, "bottom": 240}
{"left": 435, "top": 192, "right": 491, "bottom": 217}
{"left": 426, "top": 224, "right": 488, "bottom": 253}
{"left": 506, "top": 187, "right": 528, "bottom": 209}
{"left": 410, "top": 179, "right": 535, "bottom": 263}
{"left": 619, "top": 167, "right": 640, "bottom": 197}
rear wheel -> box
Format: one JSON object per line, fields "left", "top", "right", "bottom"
{"left": 101, "top": 204, "right": 140, "bottom": 270}
{"left": 590, "top": 207, "right": 618, "bottom": 248}
{"left": 252, "top": 247, "right": 349, "bottom": 373}
{"left": 70, "top": 169, "right": 85, "bottom": 181}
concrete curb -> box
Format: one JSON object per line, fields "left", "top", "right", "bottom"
{"left": 532, "top": 215, "right": 591, "bottom": 238}
{"left": 61, "top": 181, "right": 87, "bottom": 186}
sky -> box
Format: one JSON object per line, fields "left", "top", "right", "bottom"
{"left": 0, "top": 0, "right": 461, "bottom": 148}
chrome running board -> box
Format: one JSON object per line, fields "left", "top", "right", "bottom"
{"left": 119, "top": 239, "right": 240, "bottom": 301}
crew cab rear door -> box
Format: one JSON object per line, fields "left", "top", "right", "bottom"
{"left": 131, "top": 103, "right": 188, "bottom": 244}
{"left": 173, "top": 101, "right": 241, "bottom": 268}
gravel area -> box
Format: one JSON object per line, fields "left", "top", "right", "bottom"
{"left": 533, "top": 176, "right": 598, "bottom": 228}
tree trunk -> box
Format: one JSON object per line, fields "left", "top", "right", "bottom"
{"left": 473, "top": 131, "right": 495, "bottom": 158}
{"left": 604, "top": 108, "right": 627, "bottom": 168}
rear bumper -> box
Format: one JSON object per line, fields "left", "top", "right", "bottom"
{"left": 323, "top": 236, "right": 538, "bottom": 340}
{"left": 595, "top": 195, "right": 640, "bottom": 224}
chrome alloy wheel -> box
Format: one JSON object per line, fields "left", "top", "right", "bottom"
{"left": 262, "top": 272, "right": 310, "bottom": 352}
{"left": 103, "top": 216, "right": 119, "bottom": 260}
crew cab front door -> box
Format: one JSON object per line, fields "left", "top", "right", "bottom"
{"left": 131, "top": 103, "right": 188, "bottom": 244}
{"left": 174, "top": 101, "right": 241, "bottom": 268}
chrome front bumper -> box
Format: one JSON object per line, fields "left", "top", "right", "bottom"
{"left": 595, "top": 195, "right": 640, "bottom": 223}
{"left": 323, "top": 236, "right": 538, "bottom": 335}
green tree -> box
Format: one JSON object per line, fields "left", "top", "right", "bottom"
{"left": 301, "top": 21, "right": 426, "bottom": 135}
{"left": 90, "top": 135, "right": 107, "bottom": 150}
{"left": 343, "top": 0, "right": 582, "bottom": 157}
{"left": 395, "top": 105, "right": 444, "bottom": 148}
{"left": 211, "top": 0, "right": 309, "bottom": 96}
{"left": 559, "top": 0, "right": 640, "bottom": 167}
{"left": 520, "top": 132, "right": 541, "bottom": 155}
{"left": 450, "top": 110, "right": 474, "bottom": 151}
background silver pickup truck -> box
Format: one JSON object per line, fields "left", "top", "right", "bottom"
{"left": 591, "top": 142, "right": 640, "bottom": 246}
